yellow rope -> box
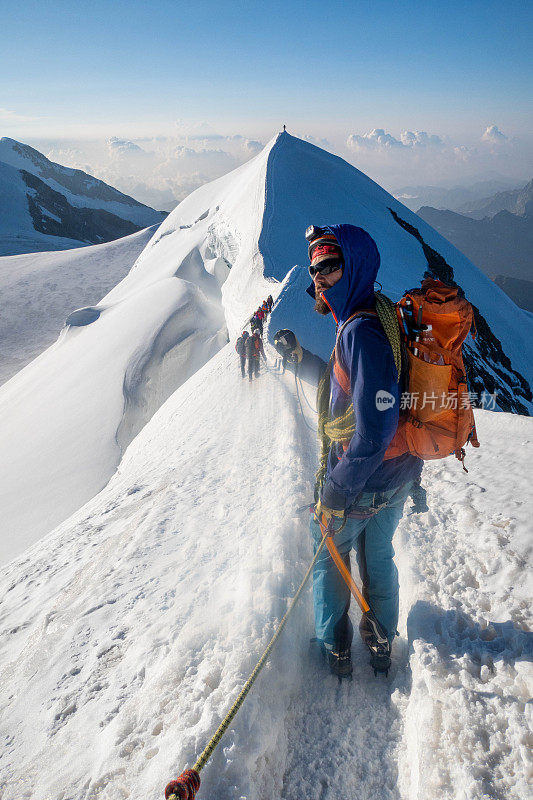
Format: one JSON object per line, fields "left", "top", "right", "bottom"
{"left": 167, "top": 524, "right": 331, "bottom": 798}
{"left": 168, "top": 293, "right": 403, "bottom": 799}
{"left": 374, "top": 292, "right": 402, "bottom": 379}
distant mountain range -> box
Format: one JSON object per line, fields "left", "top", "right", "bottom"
{"left": 0, "top": 138, "right": 167, "bottom": 256}
{"left": 393, "top": 179, "right": 520, "bottom": 214}
{"left": 417, "top": 180, "right": 533, "bottom": 311}
{"left": 457, "top": 179, "right": 533, "bottom": 219}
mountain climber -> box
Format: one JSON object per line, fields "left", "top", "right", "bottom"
{"left": 262, "top": 299, "right": 269, "bottom": 317}
{"left": 274, "top": 329, "right": 303, "bottom": 374}
{"left": 235, "top": 331, "right": 249, "bottom": 378}
{"left": 255, "top": 306, "right": 265, "bottom": 335}
{"left": 267, "top": 294, "right": 274, "bottom": 313}
{"left": 245, "top": 329, "right": 265, "bottom": 380}
{"left": 305, "top": 224, "right": 422, "bottom": 677}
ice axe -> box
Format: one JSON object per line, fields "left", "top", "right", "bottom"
{"left": 318, "top": 512, "right": 390, "bottom": 675}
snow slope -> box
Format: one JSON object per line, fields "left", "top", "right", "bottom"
{"left": 0, "top": 226, "right": 158, "bottom": 386}
{"left": 1, "top": 131, "right": 532, "bottom": 566}
{"left": 0, "top": 160, "right": 83, "bottom": 254}
{"left": 0, "top": 347, "right": 530, "bottom": 800}
{"left": 0, "top": 140, "right": 280, "bottom": 561}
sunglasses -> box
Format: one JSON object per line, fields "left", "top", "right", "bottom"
{"left": 308, "top": 260, "right": 344, "bottom": 278}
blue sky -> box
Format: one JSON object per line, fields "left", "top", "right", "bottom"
{"left": 2, "top": 0, "right": 532, "bottom": 139}
{"left": 1, "top": 0, "right": 531, "bottom": 202}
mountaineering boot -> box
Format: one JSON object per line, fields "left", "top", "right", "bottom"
{"left": 309, "top": 638, "right": 352, "bottom": 680}
{"left": 367, "top": 640, "right": 391, "bottom": 677}
{"left": 326, "top": 646, "right": 353, "bottom": 679}
{"left": 359, "top": 613, "right": 392, "bottom": 677}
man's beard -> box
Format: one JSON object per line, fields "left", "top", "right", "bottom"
{"left": 314, "top": 293, "right": 331, "bottom": 315}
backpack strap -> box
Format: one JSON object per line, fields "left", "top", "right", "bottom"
{"left": 333, "top": 294, "right": 403, "bottom": 395}
{"left": 332, "top": 309, "right": 378, "bottom": 395}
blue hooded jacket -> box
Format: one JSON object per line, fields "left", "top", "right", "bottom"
{"left": 308, "top": 224, "right": 421, "bottom": 510}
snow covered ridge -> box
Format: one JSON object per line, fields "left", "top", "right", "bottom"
{"left": 0, "top": 132, "right": 532, "bottom": 799}
{"left": 1, "top": 132, "right": 532, "bottom": 567}
{"left": 0, "top": 138, "right": 167, "bottom": 255}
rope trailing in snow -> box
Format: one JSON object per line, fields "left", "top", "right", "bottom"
{"left": 164, "top": 519, "right": 334, "bottom": 800}
{"left": 294, "top": 372, "right": 317, "bottom": 433}
{"left": 296, "top": 374, "right": 318, "bottom": 414}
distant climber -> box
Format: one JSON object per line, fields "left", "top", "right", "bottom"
{"left": 245, "top": 329, "right": 265, "bottom": 380}
{"left": 255, "top": 306, "right": 265, "bottom": 336}
{"left": 303, "top": 224, "right": 422, "bottom": 678}
{"left": 273, "top": 329, "right": 303, "bottom": 374}
{"left": 267, "top": 294, "right": 273, "bottom": 313}
{"left": 235, "top": 331, "right": 249, "bottom": 378}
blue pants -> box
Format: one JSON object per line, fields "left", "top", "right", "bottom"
{"left": 310, "top": 481, "right": 412, "bottom": 647}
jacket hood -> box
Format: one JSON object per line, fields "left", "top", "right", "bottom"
{"left": 306, "top": 224, "right": 381, "bottom": 326}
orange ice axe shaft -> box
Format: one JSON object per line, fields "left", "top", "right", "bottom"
{"left": 320, "top": 512, "right": 370, "bottom": 614}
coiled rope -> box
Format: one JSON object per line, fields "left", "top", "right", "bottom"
{"left": 164, "top": 520, "right": 333, "bottom": 799}
{"left": 374, "top": 292, "right": 402, "bottom": 378}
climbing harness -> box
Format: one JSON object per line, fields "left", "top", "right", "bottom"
{"left": 164, "top": 516, "right": 334, "bottom": 799}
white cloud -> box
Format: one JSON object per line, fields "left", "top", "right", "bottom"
{"left": 400, "top": 130, "right": 444, "bottom": 148}
{"left": 348, "top": 128, "right": 403, "bottom": 150}
{"left": 244, "top": 139, "right": 263, "bottom": 155}
{"left": 347, "top": 128, "right": 444, "bottom": 151}
{"left": 41, "top": 133, "right": 266, "bottom": 210}
{"left": 340, "top": 124, "right": 532, "bottom": 188}
{"left": 26, "top": 124, "right": 530, "bottom": 213}
{"left": 107, "top": 137, "right": 146, "bottom": 155}
{"left": 481, "top": 125, "right": 508, "bottom": 144}
{"left": 452, "top": 145, "right": 473, "bottom": 162}
{"left": 171, "top": 146, "right": 235, "bottom": 172}
{"left": 300, "top": 134, "right": 333, "bottom": 149}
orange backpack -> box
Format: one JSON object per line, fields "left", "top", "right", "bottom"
{"left": 387, "top": 279, "right": 479, "bottom": 468}
{"left": 333, "top": 279, "right": 480, "bottom": 469}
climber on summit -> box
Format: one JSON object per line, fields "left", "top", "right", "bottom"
{"left": 305, "top": 224, "right": 422, "bottom": 677}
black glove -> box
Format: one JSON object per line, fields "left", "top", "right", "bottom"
{"left": 408, "top": 480, "right": 429, "bottom": 514}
